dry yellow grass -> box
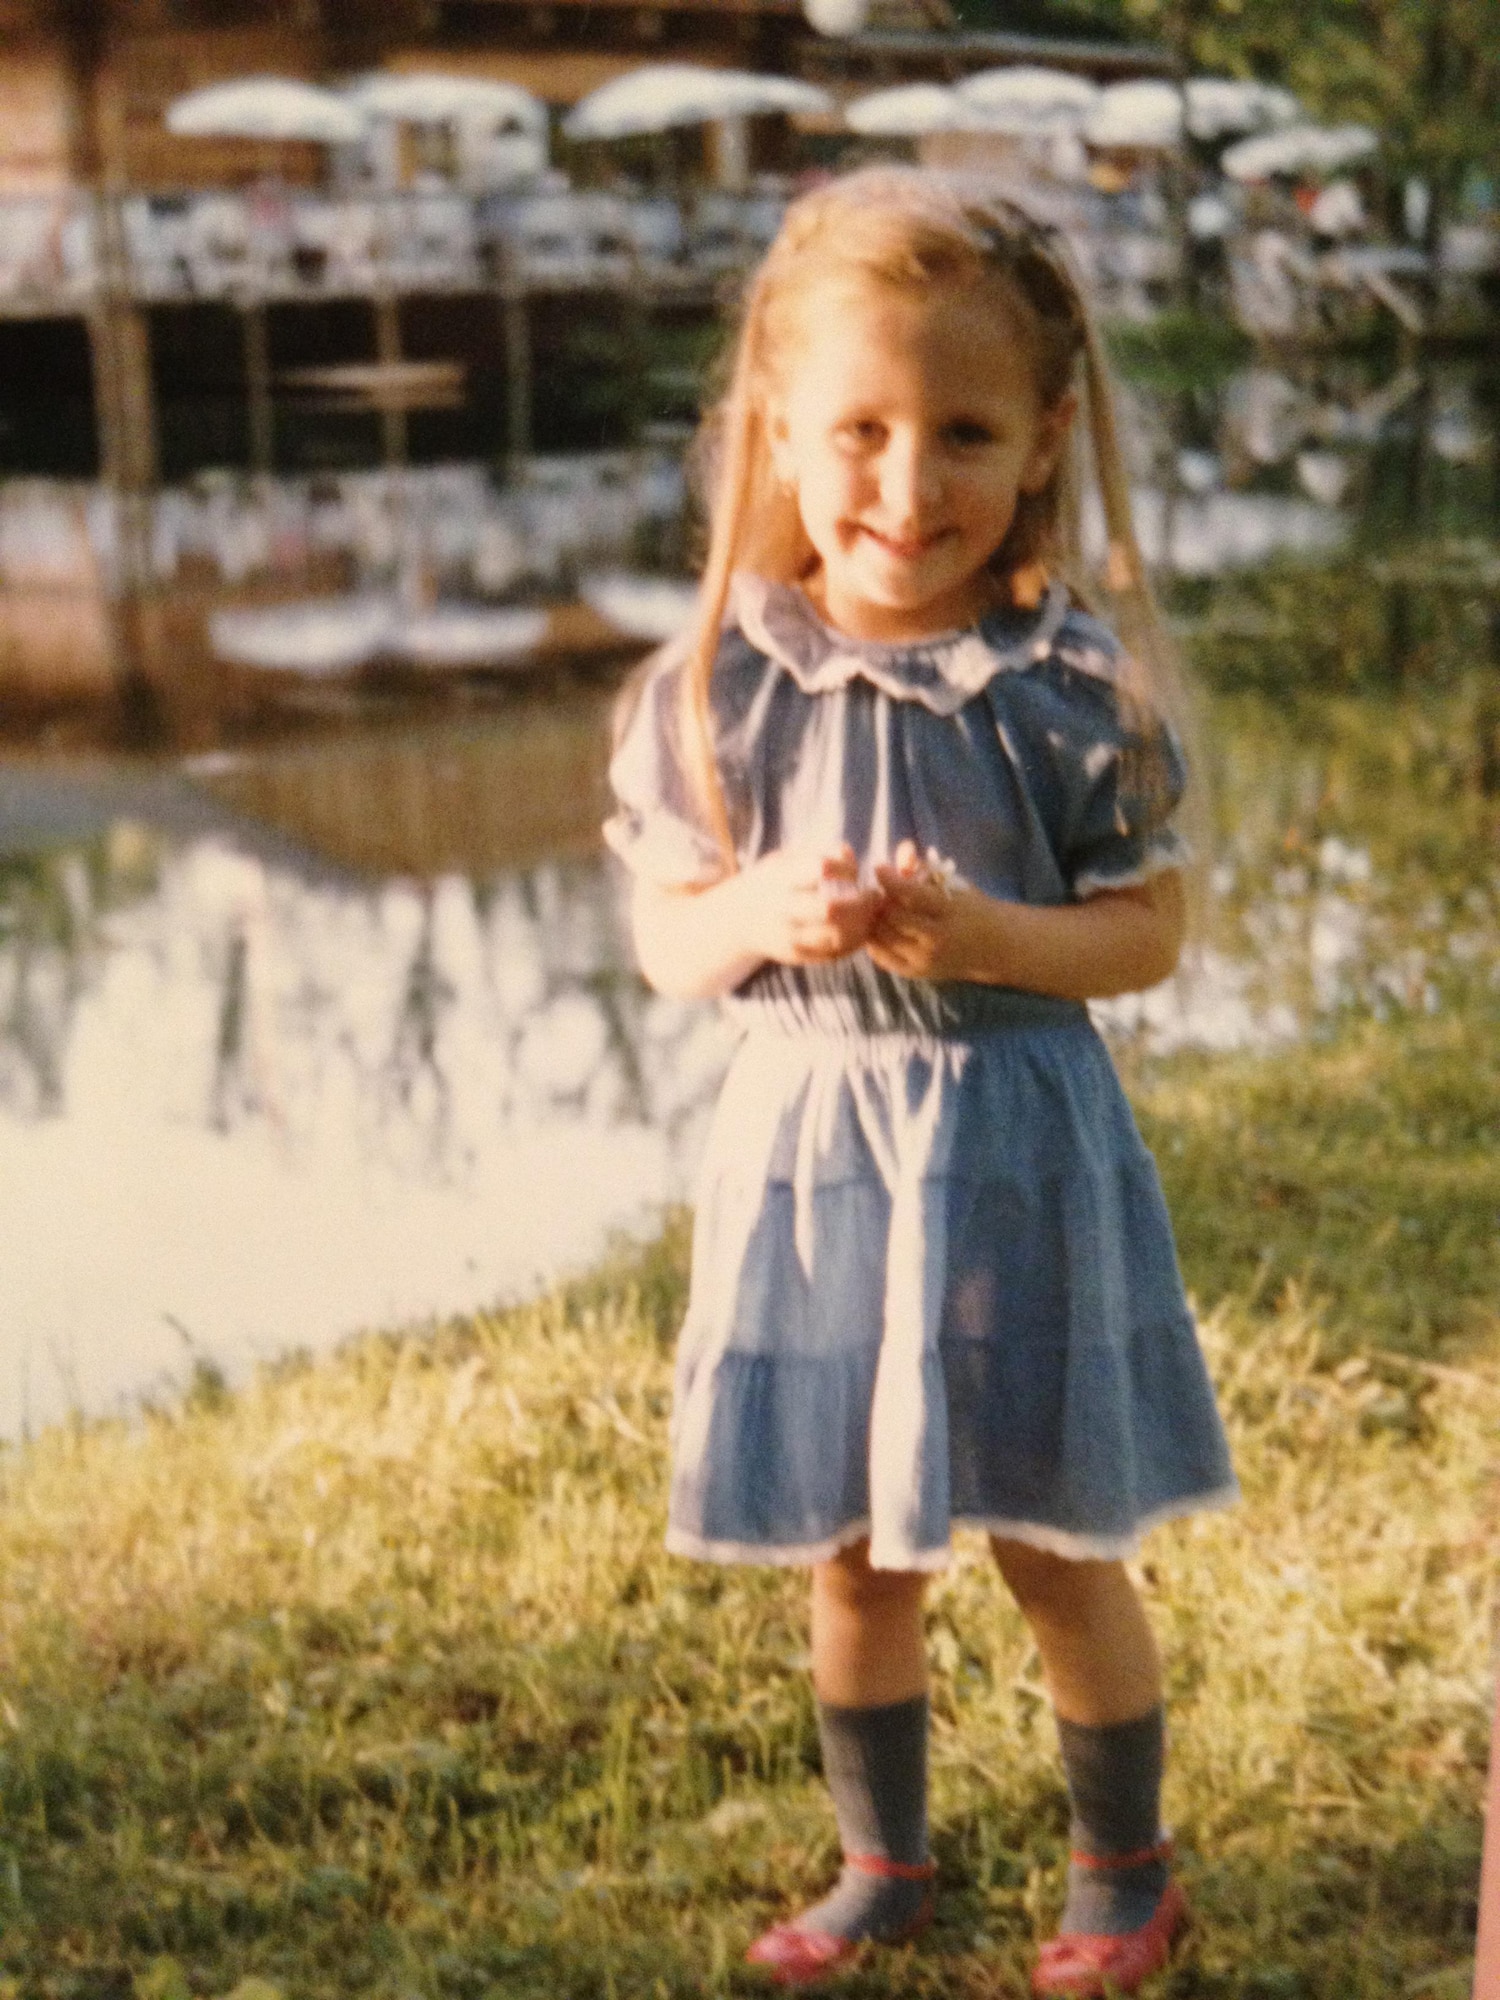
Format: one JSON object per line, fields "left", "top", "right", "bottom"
{"left": 0, "top": 1196, "right": 1491, "bottom": 1998}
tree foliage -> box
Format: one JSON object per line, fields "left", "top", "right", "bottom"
{"left": 954, "top": 0, "right": 1500, "bottom": 194}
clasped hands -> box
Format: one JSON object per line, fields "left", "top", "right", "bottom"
{"left": 742, "top": 838, "right": 983, "bottom": 983}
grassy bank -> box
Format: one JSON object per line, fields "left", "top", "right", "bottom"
{"left": 0, "top": 687, "right": 1497, "bottom": 1999}
{"left": 0, "top": 1008, "right": 1494, "bottom": 2000}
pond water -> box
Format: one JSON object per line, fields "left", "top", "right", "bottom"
{"left": 0, "top": 724, "right": 737, "bottom": 1439}
{"left": 1, "top": 347, "right": 1496, "bottom": 1437}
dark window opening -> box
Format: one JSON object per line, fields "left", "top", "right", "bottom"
{"left": 150, "top": 302, "right": 253, "bottom": 480}
{"left": 0, "top": 318, "right": 99, "bottom": 479}
{"left": 397, "top": 293, "right": 510, "bottom": 464}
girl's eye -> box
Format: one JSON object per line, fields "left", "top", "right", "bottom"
{"left": 836, "top": 420, "right": 885, "bottom": 449}
{"left": 946, "top": 420, "right": 996, "bottom": 447}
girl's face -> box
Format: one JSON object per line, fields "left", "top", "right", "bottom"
{"left": 768, "top": 277, "right": 1075, "bottom": 643}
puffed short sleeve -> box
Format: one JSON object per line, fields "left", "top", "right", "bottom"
{"left": 1052, "top": 649, "right": 1190, "bottom": 900}
{"left": 602, "top": 644, "right": 728, "bottom": 891}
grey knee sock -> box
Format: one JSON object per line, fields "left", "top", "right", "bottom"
{"left": 1056, "top": 1707, "right": 1170, "bottom": 1937}
{"left": 793, "top": 1694, "right": 932, "bottom": 1942}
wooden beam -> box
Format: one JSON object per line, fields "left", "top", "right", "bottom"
{"left": 496, "top": 237, "right": 530, "bottom": 458}
{"left": 243, "top": 300, "right": 274, "bottom": 475}
{"left": 381, "top": 45, "right": 733, "bottom": 103}
{"left": 799, "top": 25, "right": 1174, "bottom": 78}
{"left": 0, "top": 38, "right": 74, "bottom": 195}
{"left": 54, "top": 0, "right": 164, "bottom": 736}
{"left": 373, "top": 288, "right": 409, "bottom": 467}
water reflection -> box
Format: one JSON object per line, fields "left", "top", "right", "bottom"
{"left": 0, "top": 354, "right": 1493, "bottom": 734}
{"left": 1100, "top": 725, "right": 1500, "bottom": 1054}
{"left": 6, "top": 697, "right": 1498, "bottom": 1441}
{"left": 0, "top": 452, "right": 688, "bottom": 731}
{"left": 0, "top": 759, "right": 732, "bottom": 1439}
{"left": 136, "top": 453, "right": 687, "bottom": 595}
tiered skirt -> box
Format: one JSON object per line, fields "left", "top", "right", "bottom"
{"left": 668, "top": 978, "right": 1236, "bottom": 1572}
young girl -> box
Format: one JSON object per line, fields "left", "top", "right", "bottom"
{"left": 605, "top": 167, "right": 1236, "bottom": 1997}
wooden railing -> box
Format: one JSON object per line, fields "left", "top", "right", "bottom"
{"left": 0, "top": 187, "right": 792, "bottom": 314}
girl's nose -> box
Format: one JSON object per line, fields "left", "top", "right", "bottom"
{"left": 880, "top": 433, "right": 943, "bottom": 524}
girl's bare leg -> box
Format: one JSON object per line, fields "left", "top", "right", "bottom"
{"left": 811, "top": 1538, "right": 928, "bottom": 1704}
{"left": 993, "top": 1536, "right": 1178, "bottom": 1966}
{"left": 990, "top": 1537, "right": 1160, "bottom": 1723}
{"left": 748, "top": 1540, "right": 932, "bottom": 1956}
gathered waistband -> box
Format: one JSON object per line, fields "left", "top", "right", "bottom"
{"left": 725, "top": 960, "right": 1089, "bottom": 1040}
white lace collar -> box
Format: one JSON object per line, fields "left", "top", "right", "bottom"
{"left": 730, "top": 572, "right": 1072, "bottom": 717}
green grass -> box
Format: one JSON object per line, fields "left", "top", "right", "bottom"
{"left": 0, "top": 685, "right": 1496, "bottom": 1999}
{"left": 1180, "top": 557, "right": 1500, "bottom": 703}
{"left": 0, "top": 1184, "right": 1490, "bottom": 2000}
{"left": 1139, "top": 1008, "right": 1500, "bottom": 1360}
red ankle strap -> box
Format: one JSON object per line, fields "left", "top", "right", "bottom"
{"left": 1069, "top": 1836, "right": 1174, "bottom": 1872}
{"left": 846, "top": 1853, "right": 936, "bottom": 1882}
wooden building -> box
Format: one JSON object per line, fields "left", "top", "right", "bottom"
{"left": 0, "top": 0, "right": 1159, "bottom": 499}
{"left": 0, "top": 0, "right": 1169, "bottom": 725}
{"left": 0, "top": 1, "right": 840, "bottom": 205}
{"left": 1, "top": 0, "right": 1180, "bottom": 213}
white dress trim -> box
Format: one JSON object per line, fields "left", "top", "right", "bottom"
{"left": 1073, "top": 831, "right": 1191, "bottom": 899}
{"left": 665, "top": 1482, "right": 1239, "bottom": 1572}
{"left": 730, "top": 573, "right": 1074, "bottom": 717}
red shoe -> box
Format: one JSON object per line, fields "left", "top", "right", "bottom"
{"left": 1031, "top": 1856, "right": 1188, "bottom": 1997}
{"left": 745, "top": 1854, "right": 936, "bottom": 1989}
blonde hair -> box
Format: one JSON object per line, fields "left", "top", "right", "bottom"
{"left": 679, "top": 165, "right": 1203, "bottom": 894}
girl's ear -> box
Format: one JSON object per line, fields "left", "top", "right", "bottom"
{"left": 1021, "top": 389, "right": 1079, "bottom": 495}
{"left": 766, "top": 401, "right": 798, "bottom": 491}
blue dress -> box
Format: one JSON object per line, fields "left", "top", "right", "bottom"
{"left": 605, "top": 574, "right": 1237, "bottom": 1572}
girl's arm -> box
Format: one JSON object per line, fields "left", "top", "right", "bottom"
{"left": 631, "top": 844, "right": 884, "bottom": 1000}
{"left": 867, "top": 844, "right": 1185, "bottom": 999}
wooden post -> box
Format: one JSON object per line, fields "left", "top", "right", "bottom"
{"left": 87, "top": 183, "right": 157, "bottom": 485}
{"left": 58, "top": 3, "right": 162, "bottom": 737}
{"left": 373, "top": 287, "right": 408, "bottom": 468}
{"left": 87, "top": 187, "right": 162, "bottom": 735}
{"left": 243, "top": 299, "right": 274, "bottom": 474}
{"left": 498, "top": 244, "right": 531, "bottom": 461}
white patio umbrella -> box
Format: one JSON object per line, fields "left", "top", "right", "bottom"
{"left": 955, "top": 66, "right": 1100, "bottom": 133}
{"left": 804, "top": 0, "right": 871, "bottom": 31}
{"left": 580, "top": 570, "right": 698, "bottom": 643}
{"left": 166, "top": 77, "right": 367, "bottom": 146}
{"left": 395, "top": 604, "right": 550, "bottom": 668}
{"left": 563, "top": 65, "right": 832, "bottom": 142}
{"left": 344, "top": 73, "right": 546, "bottom": 132}
{"left": 1183, "top": 78, "right": 1300, "bottom": 142}
{"left": 844, "top": 83, "right": 968, "bottom": 137}
{"left": 1222, "top": 122, "right": 1378, "bottom": 183}
{"left": 1083, "top": 79, "right": 1184, "bottom": 150}
{"left": 209, "top": 596, "right": 395, "bottom": 675}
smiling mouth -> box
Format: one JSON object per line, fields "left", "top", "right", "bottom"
{"left": 858, "top": 526, "right": 950, "bottom": 559}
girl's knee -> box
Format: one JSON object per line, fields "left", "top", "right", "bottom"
{"left": 990, "top": 1536, "right": 1128, "bottom": 1619}
{"left": 814, "top": 1539, "right": 927, "bottom": 1613}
